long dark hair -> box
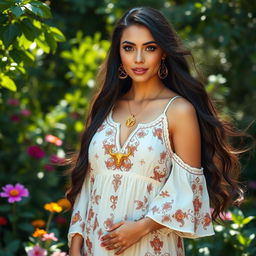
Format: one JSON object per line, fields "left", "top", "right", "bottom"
{"left": 64, "top": 6, "right": 252, "bottom": 221}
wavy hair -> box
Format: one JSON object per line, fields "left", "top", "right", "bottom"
{"left": 64, "top": 6, "right": 253, "bottom": 221}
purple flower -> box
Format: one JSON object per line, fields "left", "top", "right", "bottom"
{"left": 0, "top": 183, "right": 29, "bottom": 203}
{"left": 27, "top": 145, "right": 45, "bottom": 159}
{"left": 10, "top": 114, "right": 21, "bottom": 122}
{"left": 27, "top": 245, "right": 47, "bottom": 256}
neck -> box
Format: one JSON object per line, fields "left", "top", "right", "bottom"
{"left": 126, "top": 77, "right": 165, "bottom": 102}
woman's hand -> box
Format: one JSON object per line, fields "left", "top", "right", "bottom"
{"left": 69, "top": 233, "right": 83, "bottom": 256}
{"left": 100, "top": 220, "right": 149, "bottom": 255}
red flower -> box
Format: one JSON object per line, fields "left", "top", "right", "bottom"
{"left": 10, "top": 114, "right": 20, "bottom": 122}
{"left": 0, "top": 216, "right": 8, "bottom": 225}
{"left": 27, "top": 145, "right": 45, "bottom": 159}
{"left": 43, "top": 164, "right": 54, "bottom": 172}
{"left": 54, "top": 215, "right": 67, "bottom": 225}
{"left": 50, "top": 154, "right": 64, "bottom": 164}
{"left": 7, "top": 98, "right": 19, "bottom": 105}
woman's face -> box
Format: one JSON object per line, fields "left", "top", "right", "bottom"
{"left": 119, "top": 24, "right": 166, "bottom": 83}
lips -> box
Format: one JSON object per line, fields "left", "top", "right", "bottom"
{"left": 132, "top": 68, "right": 148, "bottom": 75}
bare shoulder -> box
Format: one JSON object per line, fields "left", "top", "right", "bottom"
{"left": 165, "top": 95, "right": 202, "bottom": 168}
{"left": 166, "top": 96, "right": 198, "bottom": 132}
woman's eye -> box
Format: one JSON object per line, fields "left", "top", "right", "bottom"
{"left": 123, "top": 46, "right": 133, "bottom": 51}
{"left": 146, "top": 45, "right": 157, "bottom": 51}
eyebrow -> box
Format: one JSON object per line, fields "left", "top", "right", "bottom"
{"left": 121, "top": 40, "right": 158, "bottom": 46}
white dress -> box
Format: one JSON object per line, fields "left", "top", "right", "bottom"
{"left": 67, "top": 96, "right": 215, "bottom": 256}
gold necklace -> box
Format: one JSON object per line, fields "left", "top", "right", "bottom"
{"left": 125, "top": 87, "right": 165, "bottom": 128}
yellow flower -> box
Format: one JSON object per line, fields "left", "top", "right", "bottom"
{"left": 57, "top": 198, "right": 71, "bottom": 211}
{"left": 44, "top": 202, "right": 62, "bottom": 213}
{"left": 32, "top": 228, "right": 47, "bottom": 237}
{"left": 31, "top": 219, "right": 46, "bottom": 228}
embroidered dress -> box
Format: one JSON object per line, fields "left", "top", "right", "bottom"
{"left": 67, "top": 96, "right": 215, "bottom": 256}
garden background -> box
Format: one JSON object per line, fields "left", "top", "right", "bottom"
{"left": 0, "top": 0, "right": 255, "bottom": 255}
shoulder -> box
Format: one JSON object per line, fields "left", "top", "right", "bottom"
{"left": 165, "top": 96, "right": 198, "bottom": 133}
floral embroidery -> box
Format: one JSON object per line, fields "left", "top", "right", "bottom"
{"left": 93, "top": 215, "right": 99, "bottom": 231}
{"left": 162, "top": 202, "right": 172, "bottom": 211}
{"left": 106, "top": 128, "right": 113, "bottom": 136}
{"left": 193, "top": 197, "right": 202, "bottom": 213}
{"left": 159, "top": 190, "right": 170, "bottom": 197}
{"left": 147, "top": 183, "right": 153, "bottom": 194}
{"left": 140, "top": 159, "right": 146, "bottom": 165}
{"left": 148, "top": 146, "right": 153, "bottom": 151}
{"left": 97, "top": 123, "right": 105, "bottom": 132}
{"left": 97, "top": 228, "right": 103, "bottom": 240}
{"left": 137, "top": 129, "right": 147, "bottom": 138}
{"left": 80, "top": 222, "right": 85, "bottom": 232}
{"left": 112, "top": 174, "right": 123, "bottom": 192}
{"left": 91, "top": 189, "right": 101, "bottom": 205}
{"left": 172, "top": 209, "right": 187, "bottom": 227}
{"left": 150, "top": 166, "right": 167, "bottom": 182}
{"left": 103, "top": 213, "right": 114, "bottom": 229}
{"left": 161, "top": 214, "right": 172, "bottom": 222}
{"left": 150, "top": 235, "right": 163, "bottom": 254}
{"left": 159, "top": 151, "right": 167, "bottom": 164}
{"left": 87, "top": 207, "right": 94, "bottom": 222}
{"left": 203, "top": 213, "right": 212, "bottom": 229}
{"left": 153, "top": 128, "right": 163, "bottom": 144}
{"left": 110, "top": 195, "right": 118, "bottom": 210}
{"left": 85, "top": 236, "right": 92, "bottom": 254}
{"left": 71, "top": 210, "right": 82, "bottom": 225}
{"left": 151, "top": 206, "right": 160, "bottom": 214}
{"left": 134, "top": 196, "right": 148, "bottom": 211}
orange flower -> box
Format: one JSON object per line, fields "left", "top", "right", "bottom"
{"left": 31, "top": 219, "right": 46, "bottom": 228}
{"left": 44, "top": 202, "right": 62, "bottom": 213}
{"left": 57, "top": 198, "right": 71, "bottom": 211}
{"left": 32, "top": 228, "right": 47, "bottom": 237}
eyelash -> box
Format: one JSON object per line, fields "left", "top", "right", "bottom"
{"left": 122, "top": 45, "right": 157, "bottom": 52}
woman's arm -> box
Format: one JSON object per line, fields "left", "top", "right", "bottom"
{"left": 69, "top": 233, "right": 83, "bottom": 256}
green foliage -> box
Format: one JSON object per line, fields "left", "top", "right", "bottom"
{"left": 185, "top": 208, "right": 256, "bottom": 255}
{"left": 0, "top": 0, "right": 65, "bottom": 91}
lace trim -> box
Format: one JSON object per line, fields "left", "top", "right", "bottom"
{"left": 171, "top": 153, "right": 204, "bottom": 175}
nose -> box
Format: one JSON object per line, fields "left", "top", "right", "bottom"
{"left": 135, "top": 50, "right": 144, "bottom": 63}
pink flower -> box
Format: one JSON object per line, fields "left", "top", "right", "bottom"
{"left": 0, "top": 184, "right": 29, "bottom": 203}
{"left": 0, "top": 216, "right": 8, "bottom": 225}
{"left": 27, "top": 245, "right": 47, "bottom": 256}
{"left": 27, "top": 145, "right": 45, "bottom": 159}
{"left": 10, "top": 114, "right": 20, "bottom": 122}
{"left": 20, "top": 109, "right": 31, "bottom": 117}
{"left": 45, "top": 134, "right": 63, "bottom": 146}
{"left": 41, "top": 232, "right": 58, "bottom": 241}
{"left": 51, "top": 252, "right": 67, "bottom": 256}
{"left": 43, "top": 164, "right": 54, "bottom": 172}
{"left": 50, "top": 154, "right": 64, "bottom": 164}
{"left": 7, "top": 98, "right": 20, "bottom": 106}
{"left": 220, "top": 211, "right": 232, "bottom": 221}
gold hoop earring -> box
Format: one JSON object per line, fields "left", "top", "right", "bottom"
{"left": 118, "top": 64, "right": 128, "bottom": 79}
{"left": 158, "top": 59, "right": 168, "bottom": 79}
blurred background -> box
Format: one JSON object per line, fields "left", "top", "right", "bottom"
{"left": 0, "top": 0, "right": 255, "bottom": 255}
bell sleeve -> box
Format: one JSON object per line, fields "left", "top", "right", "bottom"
{"left": 67, "top": 173, "right": 90, "bottom": 248}
{"left": 145, "top": 153, "right": 215, "bottom": 238}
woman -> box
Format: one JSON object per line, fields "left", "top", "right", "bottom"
{"left": 66, "top": 7, "right": 245, "bottom": 256}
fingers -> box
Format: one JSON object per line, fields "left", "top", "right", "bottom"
{"left": 114, "top": 245, "right": 129, "bottom": 255}
{"left": 101, "top": 237, "right": 119, "bottom": 248}
{"left": 107, "top": 221, "right": 124, "bottom": 232}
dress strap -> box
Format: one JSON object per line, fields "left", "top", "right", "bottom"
{"left": 163, "top": 95, "right": 183, "bottom": 114}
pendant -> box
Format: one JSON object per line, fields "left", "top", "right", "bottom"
{"left": 125, "top": 115, "right": 136, "bottom": 127}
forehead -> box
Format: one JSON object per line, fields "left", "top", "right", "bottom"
{"left": 120, "top": 25, "right": 155, "bottom": 43}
